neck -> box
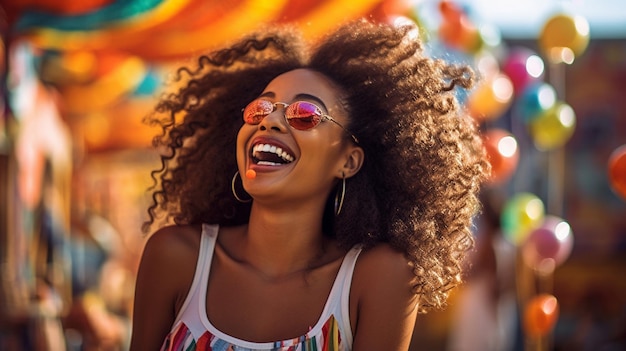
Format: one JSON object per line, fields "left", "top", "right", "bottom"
{"left": 240, "top": 201, "right": 329, "bottom": 279}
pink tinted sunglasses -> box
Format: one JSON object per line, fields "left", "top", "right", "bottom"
{"left": 242, "top": 99, "right": 358, "bottom": 143}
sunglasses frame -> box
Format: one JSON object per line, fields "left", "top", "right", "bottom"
{"left": 243, "top": 99, "right": 359, "bottom": 144}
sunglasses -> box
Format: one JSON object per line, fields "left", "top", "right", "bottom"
{"left": 242, "top": 99, "right": 358, "bottom": 143}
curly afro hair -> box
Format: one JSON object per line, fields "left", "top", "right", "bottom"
{"left": 144, "top": 18, "right": 490, "bottom": 313}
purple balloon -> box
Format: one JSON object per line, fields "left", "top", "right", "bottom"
{"left": 522, "top": 215, "right": 574, "bottom": 269}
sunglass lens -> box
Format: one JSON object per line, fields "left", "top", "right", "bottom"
{"left": 243, "top": 100, "right": 273, "bottom": 124}
{"left": 286, "top": 102, "right": 322, "bottom": 130}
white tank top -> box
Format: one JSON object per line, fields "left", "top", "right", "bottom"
{"left": 160, "top": 224, "right": 362, "bottom": 351}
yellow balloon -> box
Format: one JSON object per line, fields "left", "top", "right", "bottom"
{"left": 529, "top": 101, "right": 576, "bottom": 150}
{"left": 539, "top": 13, "right": 590, "bottom": 62}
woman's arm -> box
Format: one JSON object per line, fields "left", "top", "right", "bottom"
{"left": 351, "top": 245, "right": 420, "bottom": 351}
{"left": 129, "top": 226, "right": 198, "bottom": 351}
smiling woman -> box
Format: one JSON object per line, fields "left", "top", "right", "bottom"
{"left": 130, "top": 18, "right": 489, "bottom": 351}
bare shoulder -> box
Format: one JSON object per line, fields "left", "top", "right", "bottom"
{"left": 130, "top": 224, "right": 203, "bottom": 351}
{"left": 350, "top": 244, "right": 418, "bottom": 350}
{"left": 137, "top": 224, "right": 203, "bottom": 305}
{"left": 144, "top": 224, "right": 202, "bottom": 255}
{"left": 353, "top": 244, "right": 415, "bottom": 293}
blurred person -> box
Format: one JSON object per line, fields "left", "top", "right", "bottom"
{"left": 130, "top": 18, "right": 489, "bottom": 351}
{"left": 63, "top": 176, "right": 132, "bottom": 351}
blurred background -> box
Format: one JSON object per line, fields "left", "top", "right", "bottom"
{"left": 0, "top": 0, "right": 624, "bottom": 350}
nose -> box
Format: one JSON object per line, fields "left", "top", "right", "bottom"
{"left": 258, "top": 103, "right": 289, "bottom": 132}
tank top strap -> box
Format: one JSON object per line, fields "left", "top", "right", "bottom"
{"left": 198, "top": 223, "right": 219, "bottom": 277}
{"left": 170, "top": 224, "right": 218, "bottom": 336}
{"left": 334, "top": 245, "right": 363, "bottom": 302}
{"left": 320, "top": 244, "right": 362, "bottom": 347}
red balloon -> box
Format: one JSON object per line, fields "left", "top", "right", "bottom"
{"left": 523, "top": 294, "right": 560, "bottom": 338}
{"left": 608, "top": 144, "right": 626, "bottom": 200}
{"left": 482, "top": 129, "right": 520, "bottom": 184}
{"left": 522, "top": 215, "right": 573, "bottom": 270}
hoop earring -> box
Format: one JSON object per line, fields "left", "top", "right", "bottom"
{"left": 334, "top": 172, "right": 346, "bottom": 216}
{"left": 231, "top": 171, "right": 251, "bottom": 203}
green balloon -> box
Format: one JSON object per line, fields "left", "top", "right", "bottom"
{"left": 501, "top": 193, "right": 545, "bottom": 245}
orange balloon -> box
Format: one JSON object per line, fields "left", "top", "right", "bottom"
{"left": 482, "top": 129, "right": 519, "bottom": 184}
{"left": 369, "top": 0, "right": 417, "bottom": 23}
{"left": 608, "top": 145, "right": 626, "bottom": 200}
{"left": 523, "top": 294, "right": 560, "bottom": 338}
{"left": 467, "top": 73, "right": 514, "bottom": 121}
{"left": 438, "top": 1, "right": 481, "bottom": 52}
{"left": 439, "top": 0, "right": 462, "bottom": 20}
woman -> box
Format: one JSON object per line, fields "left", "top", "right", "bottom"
{"left": 130, "top": 18, "right": 489, "bottom": 351}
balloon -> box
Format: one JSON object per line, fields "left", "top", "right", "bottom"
{"left": 501, "top": 193, "right": 545, "bottom": 245}
{"left": 482, "top": 129, "right": 520, "bottom": 184}
{"left": 369, "top": 0, "right": 417, "bottom": 23}
{"left": 608, "top": 144, "right": 626, "bottom": 200}
{"left": 476, "top": 23, "right": 501, "bottom": 50}
{"left": 528, "top": 101, "right": 576, "bottom": 150}
{"left": 467, "top": 73, "right": 514, "bottom": 121}
{"left": 522, "top": 215, "right": 574, "bottom": 270}
{"left": 523, "top": 294, "right": 560, "bottom": 338}
{"left": 474, "top": 51, "right": 500, "bottom": 80}
{"left": 438, "top": 0, "right": 481, "bottom": 53}
{"left": 503, "top": 47, "right": 545, "bottom": 93}
{"left": 516, "top": 82, "right": 557, "bottom": 123}
{"left": 538, "top": 13, "right": 590, "bottom": 63}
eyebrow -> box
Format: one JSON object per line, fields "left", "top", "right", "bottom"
{"left": 258, "top": 92, "right": 330, "bottom": 112}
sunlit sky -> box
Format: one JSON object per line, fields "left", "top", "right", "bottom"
{"left": 464, "top": 0, "right": 626, "bottom": 38}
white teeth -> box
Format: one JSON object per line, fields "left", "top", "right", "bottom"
{"left": 252, "top": 143, "right": 295, "bottom": 163}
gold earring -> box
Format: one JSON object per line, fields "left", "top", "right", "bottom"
{"left": 231, "top": 171, "right": 251, "bottom": 203}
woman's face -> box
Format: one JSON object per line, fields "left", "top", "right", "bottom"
{"left": 236, "top": 68, "right": 358, "bottom": 205}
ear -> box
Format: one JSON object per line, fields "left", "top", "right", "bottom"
{"left": 338, "top": 144, "right": 364, "bottom": 179}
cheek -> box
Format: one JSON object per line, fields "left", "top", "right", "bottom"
{"left": 297, "top": 133, "right": 344, "bottom": 168}
{"left": 236, "top": 127, "right": 250, "bottom": 165}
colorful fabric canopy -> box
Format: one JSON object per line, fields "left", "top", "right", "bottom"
{"left": 3, "top": 0, "right": 409, "bottom": 150}
{"left": 7, "top": 0, "right": 389, "bottom": 61}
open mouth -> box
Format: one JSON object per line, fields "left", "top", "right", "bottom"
{"left": 251, "top": 143, "right": 295, "bottom": 166}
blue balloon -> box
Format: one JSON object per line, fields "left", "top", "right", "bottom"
{"left": 515, "top": 82, "right": 557, "bottom": 124}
